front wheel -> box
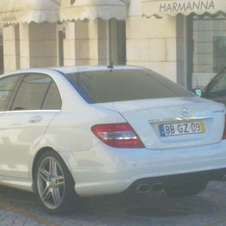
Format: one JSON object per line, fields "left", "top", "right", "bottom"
{"left": 164, "top": 179, "right": 208, "bottom": 197}
{"left": 34, "top": 150, "right": 82, "bottom": 214}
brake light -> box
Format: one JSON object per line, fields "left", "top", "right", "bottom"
{"left": 91, "top": 123, "right": 145, "bottom": 148}
{"left": 222, "top": 115, "right": 226, "bottom": 140}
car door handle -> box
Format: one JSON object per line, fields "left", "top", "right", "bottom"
{"left": 29, "top": 116, "right": 43, "bottom": 123}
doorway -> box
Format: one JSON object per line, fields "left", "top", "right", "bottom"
{"left": 57, "top": 24, "right": 64, "bottom": 66}
{"left": 0, "top": 29, "right": 3, "bottom": 74}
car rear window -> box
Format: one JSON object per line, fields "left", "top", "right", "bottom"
{"left": 64, "top": 69, "right": 193, "bottom": 104}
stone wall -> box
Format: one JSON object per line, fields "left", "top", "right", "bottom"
{"left": 127, "top": 0, "right": 177, "bottom": 82}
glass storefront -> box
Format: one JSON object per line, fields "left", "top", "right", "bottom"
{"left": 192, "top": 15, "right": 226, "bottom": 89}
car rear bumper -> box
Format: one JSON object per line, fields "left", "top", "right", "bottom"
{"left": 70, "top": 140, "right": 226, "bottom": 197}
{"left": 127, "top": 167, "right": 226, "bottom": 193}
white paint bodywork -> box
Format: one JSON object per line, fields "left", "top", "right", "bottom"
{"left": 0, "top": 66, "right": 225, "bottom": 197}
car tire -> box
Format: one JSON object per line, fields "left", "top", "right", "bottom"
{"left": 164, "top": 179, "right": 208, "bottom": 197}
{"left": 34, "top": 150, "right": 83, "bottom": 214}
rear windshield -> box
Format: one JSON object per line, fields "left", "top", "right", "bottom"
{"left": 64, "top": 69, "right": 193, "bottom": 104}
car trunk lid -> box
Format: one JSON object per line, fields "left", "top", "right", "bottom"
{"left": 95, "top": 97, "right": 225, "bottom": 149}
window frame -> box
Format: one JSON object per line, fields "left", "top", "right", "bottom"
{"left": 6, "top": 72, "right": 62, "bottom": 111}
{"left": 0, "top": 74, "right": 23, "bottom": 112}
{"left": 203, "top": 67, "right": 226, "bottom": 98}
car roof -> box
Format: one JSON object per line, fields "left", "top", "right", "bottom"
{"left": 48, "top": 65, "right": 147, "bottom": 74}
{"left": 1, "top": 65, "right": 148, "bottom": 77}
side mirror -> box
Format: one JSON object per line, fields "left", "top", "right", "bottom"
{"left": 192, "top": 88, "right": 203, "bottom": 97}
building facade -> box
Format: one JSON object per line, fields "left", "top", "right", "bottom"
{"left": 0, "top": 0, "right": 226, "bottom": 90}
{"left": 138, "top": 0, "right": 226, "bottom": 89}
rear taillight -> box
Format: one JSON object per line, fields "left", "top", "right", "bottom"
{"left": 91, "top": 123, "right": 145, "bottom": 148}
{"left": 222, "top": 115, "right": 226, "bottom": 140}
{"left": 222, "top": 130, "right": 226, "bottom": 139}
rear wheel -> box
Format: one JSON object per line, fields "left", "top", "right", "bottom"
{"left": 34, "top": 150, "right": 82, "bottom": 214}
{"left": 164, "top": 179, "right": 208, "bottom": 197}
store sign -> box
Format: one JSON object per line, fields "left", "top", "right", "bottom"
{"left": 1, "top": 14, "right": 17, "bottom": 22}
{"left": 159, "top": 0, "right": 215, "bottom": 13}
{"left": 0, "top": 0, "right": 16, "bottom": 22}
{"left": 142, "top": 0, "right": 225, "bottom": 17}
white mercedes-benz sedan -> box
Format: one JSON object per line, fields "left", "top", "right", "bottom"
{"left": 0, "top": 65, "right": 225, "bottom": 214}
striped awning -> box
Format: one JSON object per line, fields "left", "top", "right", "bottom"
{"left": 60, "top": 0, "right": 129, "bottom": 21}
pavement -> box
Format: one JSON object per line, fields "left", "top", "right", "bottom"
{"left": 0, "top": 181, "right": 226, "bottom": 225}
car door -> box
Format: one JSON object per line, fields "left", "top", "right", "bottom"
{"left": 0, "top": 74, "right": 21, "bottom": 113}
{"left": 202, "top": 67, "right": 226, "bottom": 105}
{"left": 0, "top": 72, "right": 62, "bottom": 179}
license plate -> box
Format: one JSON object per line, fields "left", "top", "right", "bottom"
{"left": 159, "top": 121, "right": 205, "bottom": 137}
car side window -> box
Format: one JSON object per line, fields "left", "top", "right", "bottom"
{"left": 11, "top": 73, "right": 62, "bottom": 110}
{"left": 204, "top": 69, "right": 226, "bottom": 97}
{"left": 0, "top": 75, "right": 20, "bottom": 111}
{"left": 42, "top": 80, "right": 62, "bottom": 110}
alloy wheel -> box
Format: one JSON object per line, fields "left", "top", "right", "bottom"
{"left": 37, "top": 157, "right": 65, "bottom": 209}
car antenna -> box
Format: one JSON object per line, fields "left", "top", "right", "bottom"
{"left": 107, "top": 62, "right": 114, "bottom": 70}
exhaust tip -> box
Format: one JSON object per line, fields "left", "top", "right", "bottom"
{"left": 151, "top": 183, "right": 163, "bottom": 192}
{"left": 137, "top": 184, "right": 150, "bottom": 193}
{"left": 223, "top": 175, "right": 226, "bottom": 181}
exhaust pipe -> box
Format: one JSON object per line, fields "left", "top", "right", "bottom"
{"left": 223, "top": 175, "right": 226, "bottom": 181}
{"left": 137, "top": 184, "right": 150, "bottom": 193}
{"left": 136, "top": 183, "right": 163, "bottom": 193}
{"left": 151, "top": 183, "right": 163, "bottom": 192}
